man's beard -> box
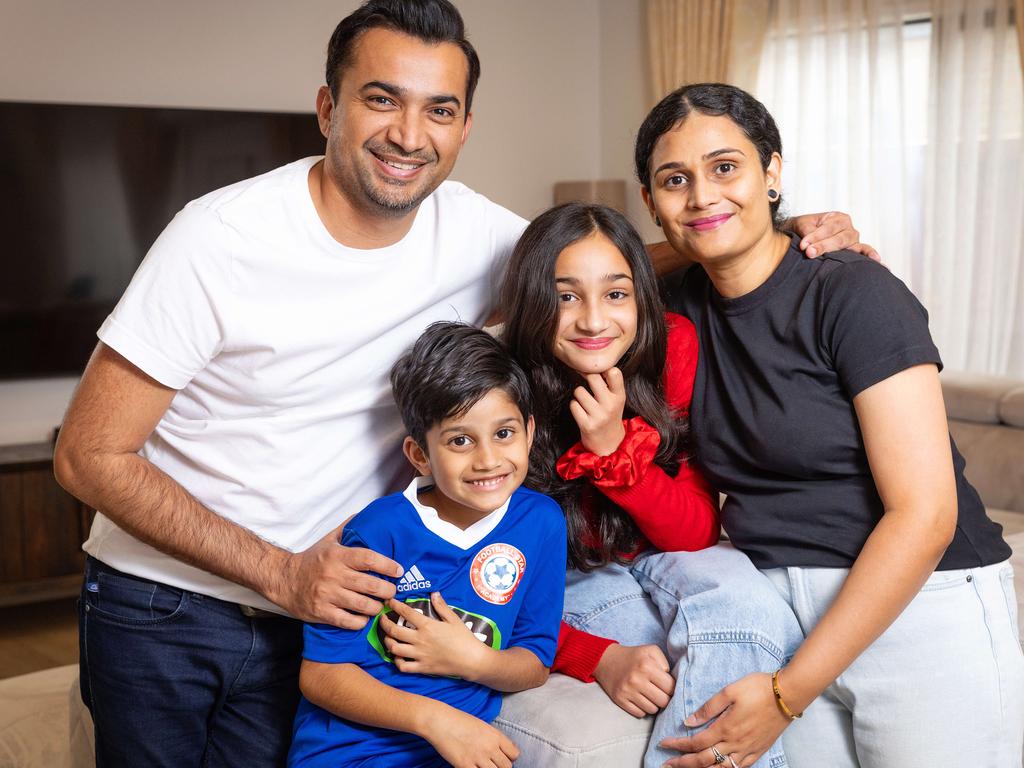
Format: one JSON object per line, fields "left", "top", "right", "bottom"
{"left": 359, "top": 172, "right": 435, "bottom": 217}
{"left": 356, "top": 141, "right": 441, "bottom": 218}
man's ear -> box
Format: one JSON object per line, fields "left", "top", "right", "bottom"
{"left": 402, "top": 436, "right": 432, "bottom": 477}
{"left": 315, "top": 85, "right": 334, "bottom": 139}
{"left": 460, "top": 111, "right": 473, "bottom": 147}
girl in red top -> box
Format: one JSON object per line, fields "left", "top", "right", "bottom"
{"left": 500, "top": 202, "right": 800, "bottom": 768}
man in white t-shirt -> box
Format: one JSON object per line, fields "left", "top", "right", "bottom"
{"left": 53, "top": 1, "right": 866, "bottom": 766}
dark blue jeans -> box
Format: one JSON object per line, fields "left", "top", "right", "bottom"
{"left": 79, "top": 556, "right": 302, "bottom": 767}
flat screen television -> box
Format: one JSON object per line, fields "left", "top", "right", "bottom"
{"left": 0, "top": 101, "right": 325, "bottom": 380}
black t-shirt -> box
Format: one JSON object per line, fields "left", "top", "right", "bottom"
{"left": 664, "top": 239, "right": 1010, "bottom": 570}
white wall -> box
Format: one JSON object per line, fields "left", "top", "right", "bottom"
{"left": 0, "top": 0, "right": 650, "bottom": 445}
{"left": 457, "top": 1, "right": 602, "bottom": 219}
{"left": 0, "top": 0, "right": 604, "bottom": 216}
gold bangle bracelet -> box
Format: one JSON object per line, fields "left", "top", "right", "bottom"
{"left": 771, "top": 668, "right": 803, "bottom": 720}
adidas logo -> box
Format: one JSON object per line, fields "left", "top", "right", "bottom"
{"left": 396, "top": 564, "right": 432, "bottom": 593}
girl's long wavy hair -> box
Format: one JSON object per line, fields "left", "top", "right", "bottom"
{"left": 500, "top": 202, "right": 690, "bottom": 571}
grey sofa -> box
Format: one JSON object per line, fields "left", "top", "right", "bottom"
{"left": 2, "top": 373, "right": 1022, "bottom": 768}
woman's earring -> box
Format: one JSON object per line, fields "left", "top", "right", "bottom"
{"left": 655, "top": 216, "right": 662, "bottom": 227}
{"left": 767, "top": 189, "right": 779, "bottom": 201}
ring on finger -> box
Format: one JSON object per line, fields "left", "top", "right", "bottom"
{"left": 728, "top": 757, "right": 740, "bottom": 768}
{"left": 711, "top": 746, "right": 727, "bottom": 765}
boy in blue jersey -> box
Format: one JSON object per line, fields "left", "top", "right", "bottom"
{"left": 288, "top": 322, "right": 567, "bottom": 768}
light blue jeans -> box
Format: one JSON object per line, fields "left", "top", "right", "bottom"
{"left": 764, "top": 560, "right": 1024, "bottom": 768}
{"left": 563, "top": 544, "right": 803, "bottom": 768}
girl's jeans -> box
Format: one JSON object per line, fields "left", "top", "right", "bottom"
{"left": 564, "top": 544, "right": 802, "bottom": 768}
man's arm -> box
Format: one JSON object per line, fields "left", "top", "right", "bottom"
{"left": 646, "top": 211, "right": 878, "bottom": 276}
{"left": 783, "top": 211, "right": 879, "bottom": 260}
{"left": 380, "top": 593, "right": 550, "bottom": 692}
{"left": 646, "top": 240, "right": 689, "bottom": 276}
{"left": 299, "top": 660, "right": 520, "bottom": 768}
{"left": 54, "top": 343, "right": 401, "bottom": 627}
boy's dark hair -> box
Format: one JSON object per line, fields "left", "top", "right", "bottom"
{"left": 326, "top": 0, "right": 481, "bottom": 114}
{"left": 390, "top": 322, "right": 532, "bottom": 450}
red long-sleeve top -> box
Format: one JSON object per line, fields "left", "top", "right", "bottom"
{"left": 551, "top": 312, "right": 720, "bottom": 682}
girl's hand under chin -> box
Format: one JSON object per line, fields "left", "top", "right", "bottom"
{"left": 569, "top": 367, "right": 627, "bottom": 456}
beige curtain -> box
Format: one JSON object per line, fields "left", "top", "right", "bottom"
{"left": 1018, "top": 0, "right": 1023, "bottom": 71}
{"left": 646, "top": 0, "right": 736, "bottom": 102}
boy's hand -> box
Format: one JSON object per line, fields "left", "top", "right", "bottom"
{"left": 570, "top": 368, "right": 627, "bottom": 456}
{"left": 593, "top": 643, "right": 675, "bottom": 718}
{"left": 382, "top": 592, "right": 490, "bottom": 680}
{"left": 423, "top": 706, "right": 520, "bottom": 768}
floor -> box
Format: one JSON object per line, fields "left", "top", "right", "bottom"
{"left": 0, "top": 597, "right": 77, "bottom": 680}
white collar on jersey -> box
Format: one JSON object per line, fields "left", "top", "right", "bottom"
{"left": 402, "top": 475, "right": 511, "bottom": 550}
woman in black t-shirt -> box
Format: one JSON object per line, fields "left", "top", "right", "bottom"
{"left": 633, "top": 83, "right": 1021, "bottom": 768}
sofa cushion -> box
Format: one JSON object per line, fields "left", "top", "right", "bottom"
{"left": 949, "top": 421, "right": 1024, "bottom": 515}
{"left": 67, "top": 672, "right": 92, "bottom": 768}
{"left": 495, "top": 673, "right": 650, "bottom": 767}
{"left": 0, "top": 665, "right": 76, "bottom": 768}
{"left": 941, "top": 373, "right": 1016, "bottom": 424}
{"left": 1000, "top": 387, "right": 1024, "bottom": 429}
{"left": 989, "top": 508, "right": 1024, "bottom": 539}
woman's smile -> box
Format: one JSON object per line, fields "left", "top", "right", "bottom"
{"left": 685, "top": 213, "right": 733, "bottom": 231}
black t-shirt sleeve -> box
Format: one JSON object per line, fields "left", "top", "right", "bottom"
{"left": 819, "top": 257, "right": 942, "bottom": 398}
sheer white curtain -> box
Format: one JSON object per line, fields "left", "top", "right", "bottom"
{"left": 922, "top": 0, "right": 1024, "bottom": 375}
{"left": 754, "top": 0, "right": 1024, "bottom": 375}
{"left": 755, "top": 0, "right": 919, "bottom": 280}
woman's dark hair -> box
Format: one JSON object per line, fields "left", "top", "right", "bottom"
{"left": 326, "top": 0, "right": 481, "bottom": 114}
{"left": 500, "top": 203, "right": 689, "bottom": 571}
{"left": 635, "top": 83, "right": 785, "bottom": 225}
{"left": 390, "top": 322, "right": 532, "bottom": 451}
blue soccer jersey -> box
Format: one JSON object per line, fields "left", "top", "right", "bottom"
{"left": 288, "top": 478, "right": 567, "bottom": 768}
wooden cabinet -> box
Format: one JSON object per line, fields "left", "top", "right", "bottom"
{"left": 0, "top": 443, "right": 94, "bottom": 606}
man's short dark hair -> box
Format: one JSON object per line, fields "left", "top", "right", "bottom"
{"left": 325, "top": 0, "right": 482, "bottom": 114}
{"left": 390, "top": 322, "right": 532, "bottom": 450}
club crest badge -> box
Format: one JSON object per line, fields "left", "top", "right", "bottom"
{"left": 470, "top": 543, "right": 526, "bottom": 605}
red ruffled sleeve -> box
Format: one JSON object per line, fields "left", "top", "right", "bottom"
{"left": 556, "top": 416, "right": 661, "bottom": 487}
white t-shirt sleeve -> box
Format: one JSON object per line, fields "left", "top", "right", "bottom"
{"left": 98, "top": 202, "right": 233, "bottom": 389}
